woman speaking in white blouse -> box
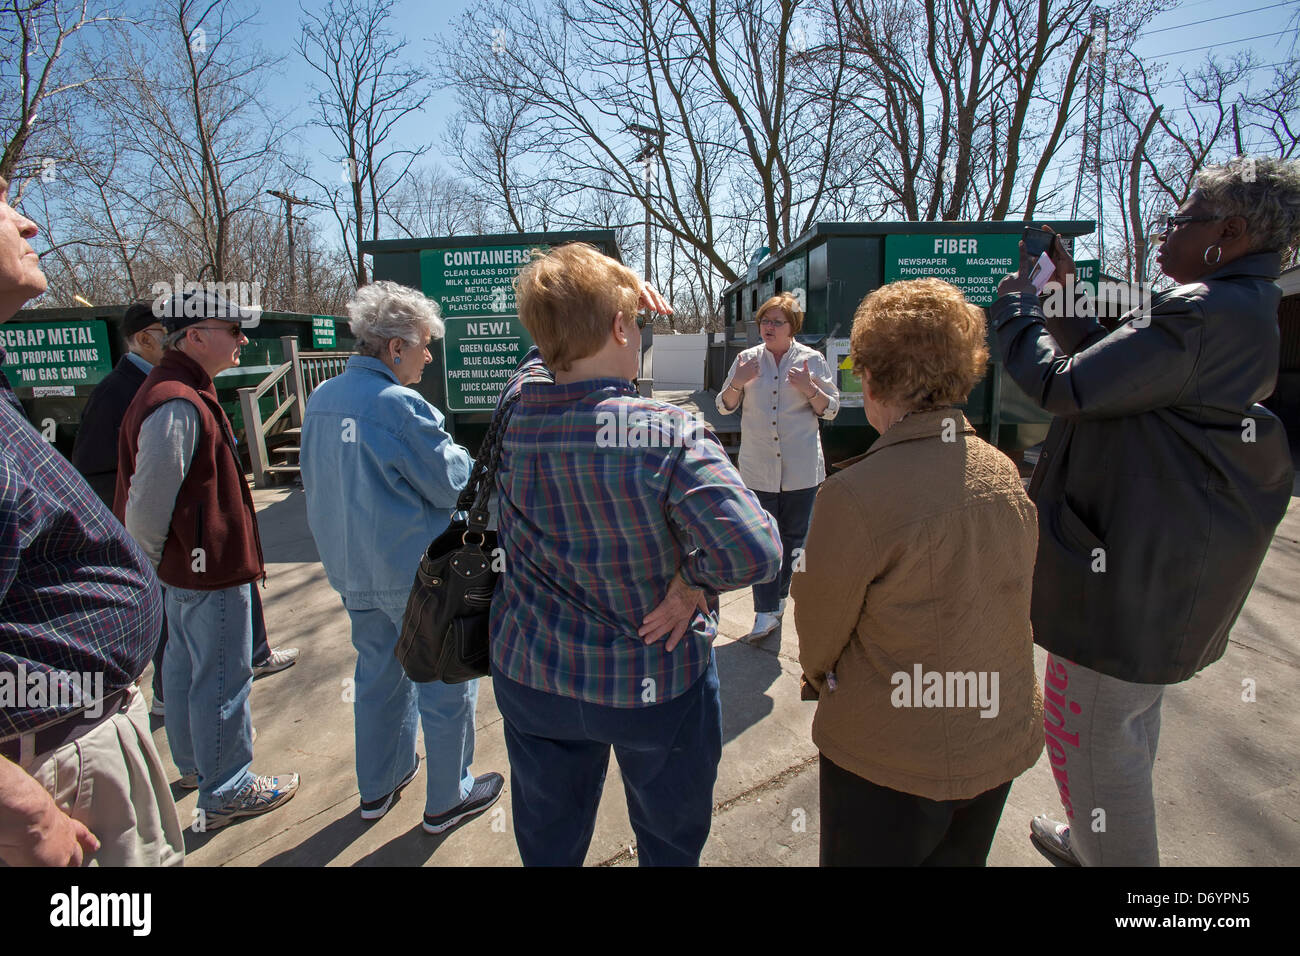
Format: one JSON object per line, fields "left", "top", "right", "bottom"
{"left": 717, "top": 292, "right": 840, "bottom": 638}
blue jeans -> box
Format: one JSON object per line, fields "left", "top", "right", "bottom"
{"left": 752, "top": 485, "right": 820, "bottom": 613}
{"left": 344, "top": 603, "right": 477, "bottom": 814}
{"left": 163, "top": 584, "right": 257, "bottom": 810}
{"left": 492, "top": 653, "right": 722, "bottom": 866}
{"left": 153, "top": 585, "right": 272, "bottom": 702}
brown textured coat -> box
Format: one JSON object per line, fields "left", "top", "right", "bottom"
{"left": 793, "top": 409, "right": 1044, "bottom": 801}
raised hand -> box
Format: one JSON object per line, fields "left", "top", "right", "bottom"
{"left": 733, "top": 353, "right": 761, "bottom": 387}
{"left": 787, "top": 359, "right": 815, "bottom": 397}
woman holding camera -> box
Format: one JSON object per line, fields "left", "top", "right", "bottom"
{"left": 992, "top": 156, "right": 1300, "bottom": 866}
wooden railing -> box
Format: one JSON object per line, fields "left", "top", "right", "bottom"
{"left": 238, "top": 336, "right": 354, "bottom": 488}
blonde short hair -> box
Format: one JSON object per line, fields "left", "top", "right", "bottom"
{"left": 755, "top": 292, "right": 804, "bottom": 335}
{"left": 850, "top": 278, "right": 988, "bottom": 409}
{"left": 514, "top": 243, "right": 641, "bottom": 371}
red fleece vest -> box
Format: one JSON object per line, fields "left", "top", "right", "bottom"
{"left": 114, "top": 349, "right": 265, "bottom": 590}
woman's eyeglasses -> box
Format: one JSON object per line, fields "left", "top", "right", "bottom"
{"left": 759, "top": 318, "right": 789, "bottom": 328}
{"left": 1157, "top": 213, "right": 1220, "bottom": 233}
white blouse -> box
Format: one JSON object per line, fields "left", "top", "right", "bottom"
{"left": 716, "top": 341, "right": 840, "bottom": 493}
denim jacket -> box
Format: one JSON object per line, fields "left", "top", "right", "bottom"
{"left": 300, "top": 356, "right": 472, "bottom": 609}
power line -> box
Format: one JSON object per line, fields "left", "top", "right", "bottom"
{"left": 1147, "top": 30, "right": 1292, "bottom": 59}
{"left": 1144, "top": 1, "right": 1299, "bottom": 36}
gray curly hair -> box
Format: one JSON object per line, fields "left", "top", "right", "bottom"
{"left": 1193, "top": 156, "right": 1300, "bottom": 254}
{"left": 347, "top": 280, "right": 444, "bottom": 357}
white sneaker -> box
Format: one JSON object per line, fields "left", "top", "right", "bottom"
{"left": 748, "top": 612, "right": 782, "bottom": 639}
{"left": 253, "top": 647, "right": 299, "bottom": 677}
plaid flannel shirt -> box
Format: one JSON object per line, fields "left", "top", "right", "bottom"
{"left": 0, "top": 358, "right": 161, "bottom": 737}
{"left": 489, "top": 349, "right": 781, "bottom": 707}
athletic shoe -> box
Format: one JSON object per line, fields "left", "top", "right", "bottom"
{"left": 422, "top": 772, "right": 504, "bottom": 835}
{"left": 178, "top": 772, "right": 198, "bottom": 790}
{"left": 253, "top": 647, "right": 299, "bottom": 677}
{"left": 747, "top": 612, "right": 781, "bottom": 640}
{"left": 201, "top": 773, "right": 299, "bottom": 830}
{"left": 1030, "top": 814, "right": 1081, "bottom": 867}
{"left": 150, "top": 697, "right": 165, "bottom": 717}
{"left": 360, "top": 756, "right": 422, "bottom": 821}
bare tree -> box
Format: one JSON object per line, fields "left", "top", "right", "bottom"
{"left": 835, "top": 0, "right": 1110, "bottom": 222}
{"left": 297, "top": 0, "right": 432, "bottom": 287}
{"left": 442, "top": 0, "right": 856, "bottom": 285}
{"left": 381, "top": 163, "right": 500, "bottom": 239}
{"left": 0, "top": 0, "right": 122, "bottom": 189}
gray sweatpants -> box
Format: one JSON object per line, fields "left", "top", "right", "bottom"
{"left": 1043, "top": 653, "right": 1165, "bottom": 866}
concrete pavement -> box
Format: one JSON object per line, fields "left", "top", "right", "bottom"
{"left": 154, "top": 475, "right": 1300, "bottom": 867}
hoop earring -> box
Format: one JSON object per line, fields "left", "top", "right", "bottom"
{"left": 1204, "top": 244, "right": 1222, "bottom": 265}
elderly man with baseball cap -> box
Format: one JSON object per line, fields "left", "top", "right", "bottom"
{"left": 75, "top": 303, "right": 298, "bottom": 726}
{"left": 115, "top": 289, "right": 299, "bottom": 830}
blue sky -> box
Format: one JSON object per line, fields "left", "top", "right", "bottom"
{"left": 252, "top": 0, "right": 1299, "bottom": 235}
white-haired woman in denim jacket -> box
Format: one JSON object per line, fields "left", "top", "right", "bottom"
{"left": 300, "top": 280, "right": 504, "bottom": 834}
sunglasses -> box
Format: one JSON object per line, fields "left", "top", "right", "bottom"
{"left": 188, "top": 323, "right": 245, "bottom": 338}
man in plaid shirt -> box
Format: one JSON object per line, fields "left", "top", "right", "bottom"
{"left": 490, "top": 243, "right": 781, "bottom": 865}
{"left": 0, "top": 179, "right": 183, "bottom": 866}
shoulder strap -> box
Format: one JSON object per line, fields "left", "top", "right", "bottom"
{"left": 458, "top": 392, "right": 522, "bottom": 532}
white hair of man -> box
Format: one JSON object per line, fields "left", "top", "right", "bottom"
{"left": 347, "top": 280, "right": 445, "bottom": 357}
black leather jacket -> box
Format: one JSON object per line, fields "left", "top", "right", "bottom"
{"left": 991, "top": 252, "right": 1293, "bottom": 684}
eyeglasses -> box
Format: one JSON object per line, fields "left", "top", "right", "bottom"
{"left": 1157, "top": 213, "right": 1220, "bottom": 234}
{"left": 188, "top": 324, "right": 245, "bottom": 338}
{"left": 759, "top": 318, "right": 789, "bottom": 328}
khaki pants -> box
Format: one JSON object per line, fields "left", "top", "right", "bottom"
{"left": 17, "top": 687, "right": 185, "bottom": 866}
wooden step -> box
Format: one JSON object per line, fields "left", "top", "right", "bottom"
{"left": 272, "top": 445, "right": 301, "bottom": 455}
{"left": 264, "top": 464, "right": 300, "bottom": 475}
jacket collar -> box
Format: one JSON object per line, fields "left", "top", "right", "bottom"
{"left": 347, "top": 354, "right": 402, "bottom": 386}
{"left": 838, "top": 407, "right": 975, "bottom": 468}
{"left": 159, "top": 349, "right": 217, "bottom": 397}
{"left": 1200, "top": 251, "right": 1282, "bottom": 284}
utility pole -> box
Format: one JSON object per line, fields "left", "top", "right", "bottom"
{"left": 267, "top": 190, "right": 312, "bottom": 309}
{"left": 626, "top": 123, "right": 666, "bottom": 285}
{"left": 1070, "top": 7, "right": 1110, "bottom": 266}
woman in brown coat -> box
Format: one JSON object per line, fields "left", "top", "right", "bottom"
{"left": 793, "top": 278, "right": 1043, "bottom": 866}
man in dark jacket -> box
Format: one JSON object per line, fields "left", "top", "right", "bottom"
{"left": 991, "top": 156, "right": 1299, "bottom": 867}
{"left": 72, "top": 303, "right": 164, "bottom": 506}
{"left": 116, "top": 289, "right": 299, "bottom": 830}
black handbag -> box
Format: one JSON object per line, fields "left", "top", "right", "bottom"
{"left": 395, "top": 394, "right": 520, "bottom": 683}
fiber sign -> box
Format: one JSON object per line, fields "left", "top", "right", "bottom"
{"left": 884, "top": 234, "right": 1020, "bottom": 306}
